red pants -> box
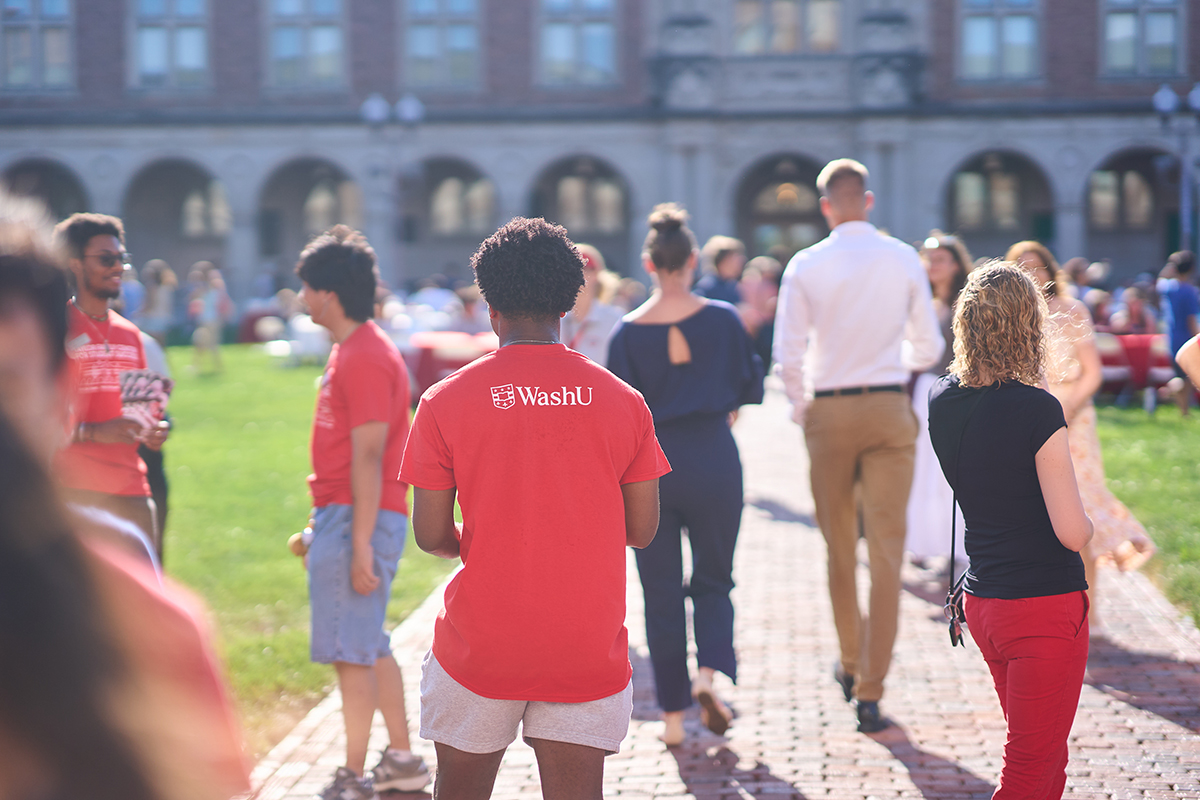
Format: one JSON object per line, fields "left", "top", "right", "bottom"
{"left": 964, "top": 591, "right": 1089, "bottom": 800}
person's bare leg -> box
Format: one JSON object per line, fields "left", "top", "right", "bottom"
{"left": 335, "top": 661, "right": 378, "bottom": 775}
{"left": 529, "top": 738, "right": 605, "bottom": 800}
{"left": 432, "top": 742, "right": 505, "bottom": 800}
{"left": 375, "top": 653, "right": 412, "bottom": 751}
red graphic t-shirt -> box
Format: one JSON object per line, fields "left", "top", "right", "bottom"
{"left": 400, "top": 344, "right": 671, "bottom": 702}
{"left": 56, "top": 304, "right": 150, "bottom": 497}
{"left": 309, "top": 320, "right": 412, "bottom": 515}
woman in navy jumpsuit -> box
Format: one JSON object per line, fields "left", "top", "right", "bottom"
{"left": 607, "top": 203, "right": 764, "bottom": 746}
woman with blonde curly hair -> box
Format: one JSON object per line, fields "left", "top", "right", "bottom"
{"left": 929, "top": 262, "right": 1092, "bottom": 800}
{"left": 1005, "top": 241, "right": 1154, "bottom": 630}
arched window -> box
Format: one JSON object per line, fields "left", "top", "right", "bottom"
{"left": 2, "top": 159, "right": 88, "bottom": 220}
{"left": 736, "top": 155, "right": 825, "bottom": 262}
{"left": 531, "top": 156, "right": 631, "bottom": 273}
{"left": 945, "top": 151, "right": 1053, "bottom": 257}
{"left": 421, "top": 161, "right": 495, "bottom": 237}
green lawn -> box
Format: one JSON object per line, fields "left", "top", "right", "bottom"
{"left": 1096, "top": 404, "right": 1200, "bottom": 626}
{"left": 160, "top": 345, "right": 456, "bottom": 759}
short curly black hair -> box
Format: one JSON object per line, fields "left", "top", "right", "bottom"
{"left": 295, "top": 225, "right": 378, "bottom": 322}
{"left": 471, "top": 217, "right": 585, "bottom": 322}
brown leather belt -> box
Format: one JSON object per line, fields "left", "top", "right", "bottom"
{"left": 813, "top": 384, "right": 905, "bottom": 398}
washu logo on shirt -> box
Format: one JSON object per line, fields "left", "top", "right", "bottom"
{"left": 490, "top": 384, "right": 594, "bottom": 408}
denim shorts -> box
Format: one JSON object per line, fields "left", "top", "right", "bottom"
{"left": 308, "top": 503, "right": 406, "bottom": 666}
{"left": 419, "top": 651, "right": 633, "bottom": 755}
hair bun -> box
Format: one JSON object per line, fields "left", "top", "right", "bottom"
{"left": 647, "top": 203, "right": 688, "bottom": 233}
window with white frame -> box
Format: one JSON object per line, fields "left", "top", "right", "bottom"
{"left": 405, "top": 0, "right": 479, "bottom": 88}
{"left": 1102, "top": 0, "right": 1180, "bottom": 76}
{"left": 732, "top": 0, "right": 839, "bottom": 55}
{"left": 539, "top": 0, "right": 616, "bottom": 86}
{"left": 268, "top": 0, "right": 344, "bottom": 88}
{"left": 134, "top": 0, "right": 207, "bottom": 88}
{"left": 1, "top": 0, "right": 71, "bottom": 89}
{"left": 960, "top": 0, "right": 1038, "bottom": 80}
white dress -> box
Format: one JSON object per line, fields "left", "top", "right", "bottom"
{"left": 906, "top": 371, "right": 967, "bottom": 563}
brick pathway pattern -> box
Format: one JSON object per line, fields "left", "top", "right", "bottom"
{"left": 252, "top": 382, "right": 1200, "bottom": 800}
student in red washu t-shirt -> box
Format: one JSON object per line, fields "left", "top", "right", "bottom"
{"left": 402, "top": 217, "right": 670, "bottom": 800}
{"left": 54, "top": 213, "right": 168, "bottom": 563}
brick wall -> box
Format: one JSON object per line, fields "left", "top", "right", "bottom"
{"left": 927, "top": 0, "right": 1200, "bottom": 106}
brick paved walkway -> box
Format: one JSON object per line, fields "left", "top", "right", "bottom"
{"left": 251, "top": 381, "right": 1200, "bottom": 800}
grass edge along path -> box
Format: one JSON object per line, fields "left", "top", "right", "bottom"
{"left": 160, "top": 345, "right": 456, "bottom": 760}
{"left": 1095, "top": 404, "right": 1200, "bottom": 627}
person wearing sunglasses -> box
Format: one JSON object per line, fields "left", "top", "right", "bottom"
{"left": 54, "top": 213, "right": 168, "bottom": 561}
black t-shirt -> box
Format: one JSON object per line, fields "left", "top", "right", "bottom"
{"left": 928, "top": 376, "right": 1087, "bottom": 599}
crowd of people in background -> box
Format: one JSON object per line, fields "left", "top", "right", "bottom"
{"left": 4, "top": 143, "right": 1200, "bottom": 800}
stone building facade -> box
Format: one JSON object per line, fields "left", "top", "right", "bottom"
{"left": 1, "top": 0, "right": 1196, "bottom": 296}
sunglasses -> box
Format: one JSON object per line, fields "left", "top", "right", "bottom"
{"left": 85, "top": 252, "right": 133, "bottom": 269}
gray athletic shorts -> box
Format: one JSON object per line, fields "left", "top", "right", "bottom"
{"left": 419, "top": 650, "right": 633, "bottom": 755}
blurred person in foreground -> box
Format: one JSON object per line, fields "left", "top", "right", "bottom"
{"left": 402, "top": 217, "right": 669, "bottom": 798}
{"left": 1007, "top": 241, "right": 1154, "bottom": 631}
{"left": 562, "top": 243, "right": 623, "bottom": 363}
{"left": 773, "top": 158, "right": 943, "bottom": 733}
{"left": 295, "top": 226, "right": 430, "bottom": 800}
{"left": 607, "top": 205, "right": 764, "bottom": 746}
{"left": 929, "top": 263, "right": 1092, "bottom": 800}
{"left": 1157, "top": 250, "right": 1199, "bottom": 414}
{"left": 906, "top": 231, "right": 972, "bottom": 570}
{"left": 0, "top": 192, "right": 249, "bottom": 800}
{"left": 54, "top": 212, "right": 168, "bottom": 559}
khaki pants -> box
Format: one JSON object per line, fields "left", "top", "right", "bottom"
{"left": 804, "top": 391, "right": 917, "bottom": 702}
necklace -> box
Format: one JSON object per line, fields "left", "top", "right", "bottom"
{"left": 71, "top": 299, "right": 111, "bottom": 353}
{"left": 503, "top": 339, "right": 558, "bottom": 346}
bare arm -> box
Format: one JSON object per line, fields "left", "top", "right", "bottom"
{"left": 412, "top": 486, "right": 462, "bottom": 559}
{"left": 349, "top": 420, "right": 387, "bottom": 595}
{"left": 621, "top": 478, "right": 660, "bottom": 549}
{"left": 1178, "top": 334, "right": 1200, "bottom": 387}
{"left": 1058, "top": 302, "right": 1103, "bottom": 423}
{"left": 1034, "top": 427, "right": 1093, "bottom": 552}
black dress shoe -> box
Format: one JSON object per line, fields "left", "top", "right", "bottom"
{"left": 833, "top": 662, "right": 854, "bottom": 703}
{"left": 856, "top": 700, "right": 890, "bottom": 733}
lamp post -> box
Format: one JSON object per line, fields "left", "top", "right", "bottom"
{"left": 1153, "top": 83, "right": 1200, "bottom": 253}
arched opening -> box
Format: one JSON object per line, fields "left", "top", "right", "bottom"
{"left": 122, "top": 159, "right": 229, "bottom": 284}
{"left": 396, "top": 157, "right": 498, "bottom": 288}
{"left": 2, "top": 158, "right": 89, "bottom": 220}
{"left": 1086, "top": 147, "right": 1179, "bottom": 282}
{"left": 258, "top": 157, "right": 362, "bottom": 285}
{"left": 530, "top": 155, "right": 631, "bottom": 274}
{"left": 944, "top": 150, "right": 1054, "bottom": 259}
{"left": 736, "top": 154, "right": 826, "bottom": 263}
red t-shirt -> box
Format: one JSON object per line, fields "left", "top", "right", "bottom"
{"left": 400, "top": 344, "right": 671, "bottom": 702}
{"left": 56, "top": 304, "right": 150, "bottom": 497}
{"left": 87, "top": 540, "right": 251, "bottom": 798}
{"left": 309, "top": 320, "right": 412, "bottom": 515}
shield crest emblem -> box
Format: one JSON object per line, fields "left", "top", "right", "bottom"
{"left": 490, "top": 384, "right": 515, "bottom": 410}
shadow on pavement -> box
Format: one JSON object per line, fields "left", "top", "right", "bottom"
{"left": 1085, "top": 636, "right": 1200, "bottom": 733}
{"left": 668, "top": 746, "right": 810, "bottom": 800}
{"left": 873, "top": 726, "right": 996, "bottom": 800}
{"left": 745, "top": 496, "right": 815, "bottom": 528}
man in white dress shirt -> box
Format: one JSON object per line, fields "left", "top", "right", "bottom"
{"left": 773, "top": 158, "right": 944, "bottom": 733}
